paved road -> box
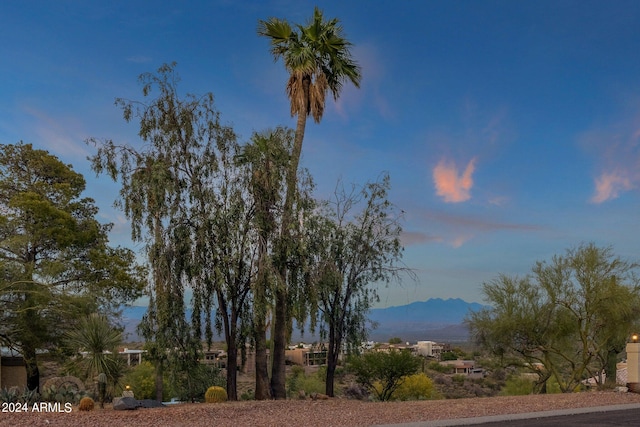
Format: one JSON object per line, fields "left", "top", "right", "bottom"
{"left": 377, "top": 403, "right": 640, "bottom": 427}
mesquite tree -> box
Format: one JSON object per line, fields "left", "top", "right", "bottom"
{"left": 306, "top": 174, "right": 412, "bottom": 396}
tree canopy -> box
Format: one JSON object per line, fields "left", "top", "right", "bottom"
{"left": 467, "top": 243, "right": 640, "bottom": 392}
{"left": 0, "top": 142, "right": 145, "bottom": 390}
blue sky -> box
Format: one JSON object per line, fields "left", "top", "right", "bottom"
{"left": 2, "top": 1, "right": 639, "bottom": 307}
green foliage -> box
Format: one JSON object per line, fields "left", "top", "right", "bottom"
{"left": 169, "top": 363, "right": 226, "bottom": 402}
{"left": 0, "top": 142, "right": 145, "bottom": 390}
{"left": 121, "top": 361, "right": 168, "bottom": 400}
{"left": 90, "top": 63, "right": 254, "bottom": 401}
{"left": 387, "top": 373, "right": 437, "bottom": 401}
{"left": 440, "top": 351, "right": 458, "bottom": 361}
{"left": 65, "top": 313, "right": 124, "bottom": 386}
{"left": 388, "top": 337, "right": 403, "bottom": 344}
{"left": 467, "top": 243, "right": 640, "bottom": 393}
{"left": 305, "top": 174, "right": 412, "bottom": 396}
{"left": 348, "top": 350, "right": 421, "bottom": 401}
{"left": 427, "top": 361, "right": 452, "bottom": 374}
{"left": 204, "top": 386, "right": 227, "bottom": 403}
{"left": 499, "top": 376, "right": 535, "bottom": 396}
{"left": 286, "top": 366, "right": 326, "bottom": 398}
{"left": 258, "top": 5, "right": 362, "bottom": 400}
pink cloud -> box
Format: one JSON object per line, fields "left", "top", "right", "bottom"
{"left": 591, "top": 170, "right": 634, "bottom": 203}
{"left": 433, "top": 158, "right": 476, "bottom": 203}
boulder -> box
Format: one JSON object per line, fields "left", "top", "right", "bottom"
{"left": 138, "top": 399, "right": 166, "bottom": 408}
{"left": 113, "top": 396, "right": 140, "bottom": 410}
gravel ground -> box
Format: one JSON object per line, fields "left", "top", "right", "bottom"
{"left": 2, "top": 391, "right": 640, "bottom": 427}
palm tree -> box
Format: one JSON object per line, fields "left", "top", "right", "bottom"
{"left": 236, "top": 128, "right": 292, "bottom": 400}
{"left": 258, "top": 7, "right": 361, "bottom": 399}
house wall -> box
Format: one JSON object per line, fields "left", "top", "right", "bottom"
{"left": 1, "top": 357, "right": 27, "bottom": 389}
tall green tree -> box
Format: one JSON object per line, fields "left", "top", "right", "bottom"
{"left": 258, "top": 6, "right": 362, "bottom": 399}
{"left": 306, "top": 174, "right": 411, "bottom": 396}
{"left": 89, "top": 63, "right": 254, "bottom": 401}
{"left": 235, "top": 128, "right": 292, "bottom": 400}
{"left": 0, "top": 142, "right": 144, "bottom": 391}
{"left": 467, "top": 244, "right": 640, "bottom": 392}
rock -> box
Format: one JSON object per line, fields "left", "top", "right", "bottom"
{"left": 139, "top": 399, "right": 166, "bottom": 408}
{"left": 298, "top": 390, "right": 306, "bottom": 400}
{"left": 310, "top": 393, "right": 329, "bottom": 400}
{"left": 113, "top": 396, "right": 140, "bottom": 410}
{"left": 615, "top": 386, "right": 629, "bottom": 393}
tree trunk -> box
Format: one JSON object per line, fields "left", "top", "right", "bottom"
{"left": 155, "top": 360, "right": 164, "bottom": 401}
{"left": 226, "top": 338, "right": 238, "bottom": 401}
{"left": 253, "top": 324, "right": 271, "bottom": 400}
{"left": 326, "top": 339, "right": 338, "bottom": 397}
{"left": 23, "top": 346, "right": 40, "bottom": 392}
{"left": 270, "top": 284, "right": 288, "bottom": 399}
{"left": 604, "top": 348, "right": 618, "bottom": 388}
{"left": 271, "top": 76, "right": 310, "bottom": 401}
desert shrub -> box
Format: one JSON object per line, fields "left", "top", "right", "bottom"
{"left": 452, "top": 374, "right": 466, "bottom": 385}
{"left": 393, "top": 373, "right": 438, "bottom": 401}
{"left": 169, "top": 363, "right": 225, "bottom": 402}
{"left": 240, "top": 389, "right": 254, "bottom": 401}
{"left": 120, "top": 361, "right": 168, "bottom": 400}
{"left": 348, "top": 350, "right": 421, "bottom": 401}
{"left": 204, "top": 386, "right": 227, "bottom": 403}
{"left": 343, "top": 383, "right": 369, "bottom": 400}
{"left": 500, "top": 375, "right": 535, "bottom": 396}
{"left": 427, "top": 362, "right": 451, "bottom": 374}
{"left": 78, "top": 396, "right": 95, "bottom": 411}
{"left": 286, "top": 366, "right": 325, "bottom": 398}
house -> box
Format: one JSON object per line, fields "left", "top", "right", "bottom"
{"left": 439, "top": 359, "right": 477, "bottom": 375}
{"left": 416, "top": 341, "right": 444, "bottom": 359}
{"left": 0, "top": 348, "right": 27, "bottom": 390}
{"left": 285, "top": 344, "right": 327, "bottom": 366}
{"left": 118, "top": 348, "right": 145, "bottom": 366}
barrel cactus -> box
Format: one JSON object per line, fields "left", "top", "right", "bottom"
{"left": 204, "top": 386, "right": 227, "bottom": 403}
{"left": 78, "top": 396, "right": 95, "bottom": 411}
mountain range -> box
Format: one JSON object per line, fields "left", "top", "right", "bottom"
{"left": 120, "top": 298, "right": 487, "bottom": 344}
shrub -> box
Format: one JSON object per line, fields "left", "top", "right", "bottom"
{"left": 78, "top": 396, "right": 95, "bottom": 411}
{"left": 286, "top": 366, "right": 325, "bottom": 398}
{"left": 393, "top": 373, "right": 437, "bottom": 401}
{"left": 499, "top": 375, "right": 535, "bottom": 396}
{"left": 120, "top": 361, "right": 170, "bottom": 400}
{"left": 348, "top": 350, "right": 421, "bottom": 401}
{"left": 204, "top": 386, "right": 227, "bottom": 403}
{"left": 169, "top": 363, "right": 226, "bottom": 402}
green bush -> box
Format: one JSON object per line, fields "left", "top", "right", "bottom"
{"left": 286, "top": 366, "right": 325, "bottom": 398}
{"left": 348, "top": 350, "right": 421, "bottom": 401}
{"left": 120, "top": 361, "right": 168, "bottom": 400}
{"left": 169, "top": 363, "right": 226, "bottom": 402}
{"left": 500, "top": 375, "right": 535, "bottom": 396}
{"left": 392, "top": 373, "right": 437, "bottom": 401}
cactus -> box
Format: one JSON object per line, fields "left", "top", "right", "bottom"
{"left": 204, "top": 386, "right": 227, "bottom": 403}
{"left": 78, "top": 396, "right": 95, "bottom": 411}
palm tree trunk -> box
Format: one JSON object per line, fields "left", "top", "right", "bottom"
{"left": 271, "top": 79, "right": 310, "bottom": 400}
